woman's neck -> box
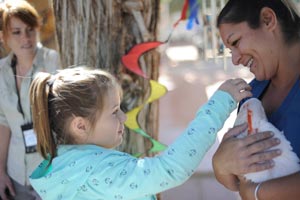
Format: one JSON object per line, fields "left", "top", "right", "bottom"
{"left": 271, "top": 42, "right": 300, "bottom": 89}
{"left": 15, "top": 54, "right": 35, "bottom": 76}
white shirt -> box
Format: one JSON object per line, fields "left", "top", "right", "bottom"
{"left": 0, "top": 45, "right": 61, "bottom": 185}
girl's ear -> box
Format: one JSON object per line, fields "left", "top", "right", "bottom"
{"left": 70, "top": 116, "right": 89, "bottom": 142}
{"left": 260, "top": 7, "right": 277, "bottom": 31}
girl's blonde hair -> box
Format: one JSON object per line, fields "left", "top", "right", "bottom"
{"left": 30, "top": 67, "right": 122, "bottom": 163}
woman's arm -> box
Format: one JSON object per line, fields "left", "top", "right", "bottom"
{"left": 239, "top": 172, "right": 300, "bottom": 200}
{"left": 212, "top": 125, "right": 281, "bottom": 191}
{"left": 0, "top": 125, "right": 15, "bottom": 200}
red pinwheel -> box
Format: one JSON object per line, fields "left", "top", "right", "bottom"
{"left": 122, "top": 41, "right": 163, "bottom": 78}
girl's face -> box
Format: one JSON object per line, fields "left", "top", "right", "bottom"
{"left": 86, "top": 88, "right": 127, "bottom": 149}
{"left": 219, "top": 21, "right": 280, "bottom": 81}
{"left": 5, "top": 16, "right": 38, "bottom": 58}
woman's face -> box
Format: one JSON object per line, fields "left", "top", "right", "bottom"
{"left": 219, "top": 22, "right": 279, "bottom": 81}
{"left": 5, "top": 16, "right": 38, "bottom": 58}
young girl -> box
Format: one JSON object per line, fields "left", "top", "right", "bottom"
{"left": 29, "top": 66, "right": 251, "bottom": 200}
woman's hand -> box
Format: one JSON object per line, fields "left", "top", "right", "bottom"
{"left": 212, "top": 124, "right": 281, "bottom": 190}
{"left": 0, "top": 171, "right": 15, "bottom": 200}
{"left": 0, "top": 125, "right": 15, "bottom": 200}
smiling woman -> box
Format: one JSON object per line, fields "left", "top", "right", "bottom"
{"left": 212, "top": 0, "right": 300, "bottom": 200}
{"left": 0, "top": 1, "right": 60, "bottom": 199}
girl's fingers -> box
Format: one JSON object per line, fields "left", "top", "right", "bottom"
{"left": 230, "top": 78, "right": 247, "bottom": 85}
{"left": 238, "top": 90, "right": 253, "bottom": 101}
{"left": 238, "top": 83, "right": 252, "bottom": 93}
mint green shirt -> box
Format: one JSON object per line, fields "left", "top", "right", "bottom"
{"left": 30, "top": 90, "right": 236, "bottom": 200}
{"left": 0, "top": 45, "right": 61, "bottom": 185}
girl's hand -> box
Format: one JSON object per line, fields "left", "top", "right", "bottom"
{"left": 218, "top": 78, "right": 252, "bottom": 102}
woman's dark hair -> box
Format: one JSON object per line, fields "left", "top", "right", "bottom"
{"left": 217, "top": 0, "right": 300, "bottom": 44}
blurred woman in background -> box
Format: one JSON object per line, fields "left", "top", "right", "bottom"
{"left": 0, "top": 1, "right": 60, "bottom": 199}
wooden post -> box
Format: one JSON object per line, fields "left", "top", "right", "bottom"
{"left": 52, "top": 0, "right": 161, "bottom": 157}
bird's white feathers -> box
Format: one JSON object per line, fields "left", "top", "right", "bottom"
{"left": 234, "top": 98, "right": 300, "bottom": 183}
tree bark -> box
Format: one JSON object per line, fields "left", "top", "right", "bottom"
{"left": 52, "top": 0, "right": 161, "bottom": 156}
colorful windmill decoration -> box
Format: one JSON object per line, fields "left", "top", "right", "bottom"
{"left": 121, "top": 0, "right": 201, "bottom": 156}
{"left": 122, "top": 42, "right": 168, "bottom": 156}
{"left": 173, "top": 0, "right": 200, "bottom": 30}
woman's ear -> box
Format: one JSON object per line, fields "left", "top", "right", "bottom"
{"left": 70, "top": 116, "right": 89, "bottom": 142}
{"left": 260, "top": 7, "right": 277, "bottom": 31}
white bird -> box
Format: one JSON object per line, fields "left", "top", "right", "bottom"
{"left": 234, "top": 98, "right": 300, "bottom": 183}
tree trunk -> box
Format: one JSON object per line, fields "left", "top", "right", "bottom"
{"left": 52, "top": 0, "right": 161, "bottom": 157}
